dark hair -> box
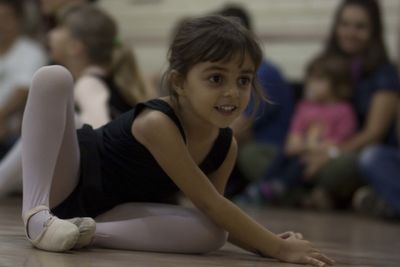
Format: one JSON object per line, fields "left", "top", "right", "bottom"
{"left": 59, "top": 5, "right": 116, "bottom": 67}
{"left": 0, "top": 0, "right": 24, "bottom": 18}
{"left": 306, "top": 54, "right": 353, "bottom": 100}
{"left": 59, "top": 6, "right": 149, "bottom": 105}
{"left": 324, "top": 0, "right": 389, "bottom": 74}
{"left": 216, "top": 4, "right": 252, "bottom": 31}
{"left": 163, "top": 15, "right": 266, "bottom": 112}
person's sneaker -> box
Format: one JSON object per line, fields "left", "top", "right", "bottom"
{"left": 234, "top": 181, "right": 283, "bottom": 206}
{"left": 352, "top": 186, "right": 399, "bottom": 219}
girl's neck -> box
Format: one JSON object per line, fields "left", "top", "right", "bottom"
{"left": 166, "top": 97, "right": 219, "bottom": 143}
{"left": 65, "top": 58, "right": 105, "bottom": 79}
{"left": 82, "top": 66, "right": 107, "bottom": 77}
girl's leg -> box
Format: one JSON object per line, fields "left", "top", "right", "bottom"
{"left": 0, "top": 114, "right": 84, "bottom": 198}
{"left": 21, "top": 66, "right": 80, "bottom": 247}
{"left": 0, "top": 140, "right": 22, "bottom": 197}
{"left": 94, "top": 203, "right": 227, "bottom": 254}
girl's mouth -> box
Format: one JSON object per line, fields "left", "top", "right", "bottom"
{"left": 214, "top": 105, "right": 237, "bottom": 115}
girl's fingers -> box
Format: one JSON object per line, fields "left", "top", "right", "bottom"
{"left": 278, "top": 231, "right": 294, "bottom": 239}
{"left": 305, "top": 256, "right": 326, "bottom": 267}
{"left": 311, "top": 252, "right": 335, "bottom": 265}
{"left": 279, "top": 231, "right": 303, "bottom": 240}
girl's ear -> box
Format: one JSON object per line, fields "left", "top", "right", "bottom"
{"left": 169, "top": 70, "right": 185, "bottom": 96}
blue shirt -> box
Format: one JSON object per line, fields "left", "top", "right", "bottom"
{"left": 353, "top": 63, "right": 400, "bottom": 146}
{"left": 245, "top": 60, "right": 294, "bottom": 146}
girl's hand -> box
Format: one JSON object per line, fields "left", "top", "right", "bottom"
{"left": 276, "top": 238, "right": 335, "bottom": 266}
{"left": 301, "top": 150, "right": 330, "bottom": 179}
{"left": 277, "top": 231, "right": 303, "bottom": 240}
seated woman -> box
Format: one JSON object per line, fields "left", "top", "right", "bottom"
{"left": 301, "top": 0, "right": 400, "bottom": 209}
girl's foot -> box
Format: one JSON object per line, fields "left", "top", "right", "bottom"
{"left": 23, "top": 206, "right": 79, "bottom": 252}
{"left": 67, "top": 217, "right": 96, "bottom": 249}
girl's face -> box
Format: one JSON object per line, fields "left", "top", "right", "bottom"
{"left": 48, "top": 26, "right": 77, "bottom": 64}
{"left": 336, "top": 5, "right": 372, "bottom": 55}
{"left": 177, "top": 53, "right": 255, "bottom": 129}
{"left": 40, "top": 0, "right": 67, "bottom": 16}
{"left": 305, "top": 76, "right": 334, "bottom": 102}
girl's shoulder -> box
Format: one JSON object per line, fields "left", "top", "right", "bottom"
{"left": 132, "top": 98, "right": 186, "bottom": 142}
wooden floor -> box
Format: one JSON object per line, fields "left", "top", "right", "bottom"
{"left": 0, "top": 196, "right": 399, "bottom": 267}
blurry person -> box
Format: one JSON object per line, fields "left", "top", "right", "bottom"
{"left": 355, "top": 102, "right": 400, "bottom": 219}
{"left": 0, "top": 5, "right": 155, "bottom": 197}
{"left": 0, "top": 0, "right": 47, "bottom": 158}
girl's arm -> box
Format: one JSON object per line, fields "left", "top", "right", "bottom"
{"left": 285, "top": 133, "right": 305, "bottom": 156}
{"left": 208, "top": 137, "right": 305, "bottom": 255}
{"left": 206, "top": 138, "right": 259, "bottom": 254}
{"left": 132, "top": 110, "right": 334, "bottom": 266}
{"left": 74, "top": 76, "right": 111, "bottom": 128}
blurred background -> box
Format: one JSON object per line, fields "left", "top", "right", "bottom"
{"left": 97, "top": 0, "right": 400, "bottom": 82}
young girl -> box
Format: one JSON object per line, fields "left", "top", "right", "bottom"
{"left": 237, "top": 54, "right": 356, "bottom": 206}
{"left": 0, "top": 5, "right": 155, "bottom": 197}
{"left": 50, "top": 5, "right": 155, "bottom": 126}
{"left": 21, "top": 15, "right": 334, "bottom": 266}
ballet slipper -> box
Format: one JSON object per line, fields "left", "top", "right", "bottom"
{"left": 67, "top": 217, "right": 96, "bottom": 249}
{"left": 23, "top": 206, "right": 79, "bottom": 252}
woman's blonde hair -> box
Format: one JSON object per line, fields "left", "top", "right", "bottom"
{"left": 59, "top": 5, "right": 149, "bottom": 105}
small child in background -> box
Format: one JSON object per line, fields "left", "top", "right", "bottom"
{"left": 238, "top": 54, "right": 356, "bottom": 205}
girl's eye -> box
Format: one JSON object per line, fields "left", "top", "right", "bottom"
{"left": 238, "top": 77, "right": 252, "bottom": 87}
{"left": 208, "top": 75, "right": 223, "bottom": 84}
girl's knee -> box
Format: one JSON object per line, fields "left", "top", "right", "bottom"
{"left": 189, "top": 211, "right": 228, "bottom": 253}
{"left": 31, "top": 65, "right": 74, "bottom": 96}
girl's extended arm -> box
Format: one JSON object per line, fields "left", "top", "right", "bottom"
{"left": 132, "top": 110, "right": 334, "bottom": 266}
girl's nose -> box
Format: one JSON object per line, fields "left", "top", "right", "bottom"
{"left": 223, "top": 85, "right": 240, "bottom": 97}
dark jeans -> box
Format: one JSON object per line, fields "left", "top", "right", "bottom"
{"left": 262, "top": 150, "right": 305, "bottom": 189}
{"left": 359, "top": 145, "right": 400, "bottom": 214}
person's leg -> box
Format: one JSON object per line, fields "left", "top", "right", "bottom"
{"left": 94, "top": 203, "right": 227, "bottom": 254}
{"left": 0, "top": 140, "right": 22, "bottom": 197}
{"left": 21, "top": 66, "right": 81, "bottom": 251}
{"left": 238, "top": 142, "right": 277, "bottom": 182}
{"left": 359, "top": 146, "right": 400, "bottom": 213}
{"left": 311, "top": 152, "right": 362, "bottom": 209}
{"left": 259, "top": 154, "right": 304, "bottom": 202}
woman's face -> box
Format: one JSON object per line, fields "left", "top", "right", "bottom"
{"left": 48, "top": 26, "right": 76, "bottom": 64}
{"left": 336, "top": 5, "right": 372, "bottom": 55}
